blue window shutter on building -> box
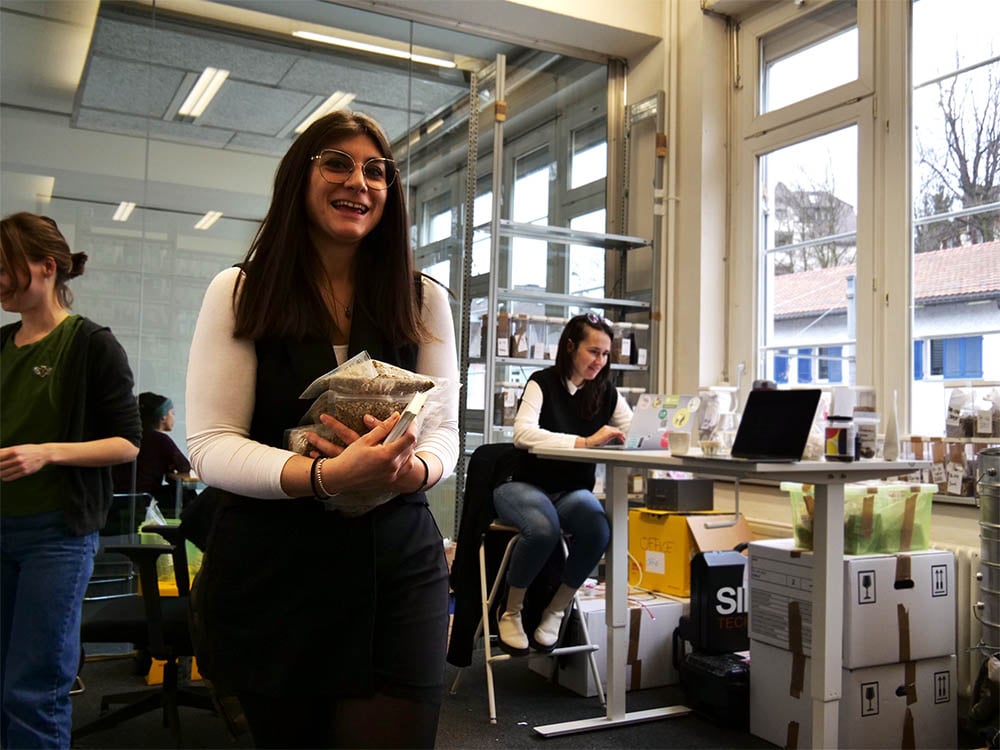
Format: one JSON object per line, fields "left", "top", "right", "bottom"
{"left": 775, "top": 349, "right": 789, "bottom": 384}
{"left": 913, "top": 340, "right": 924, "bottom": 380}
{"left": 798, "top": 348, "right": 812, "bottom": 384}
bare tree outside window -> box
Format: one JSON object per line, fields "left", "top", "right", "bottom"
{"left": 914, "top": 61, "right": 1000, "bottom": 251}
{"left": 771, "top": 179, "right": 857, "bottom": 274}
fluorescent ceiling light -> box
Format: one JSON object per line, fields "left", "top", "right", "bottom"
{"left": 112, "top": 201, "right": 136, "bottom": 222}
{"left": 292, "top": 30, "right": 456, "bottom": 69}
{"left": 194, "top": 210, "right": 223, "bottom": 230}
{"left": 178, "top": 68, "right": 229, "bottom": 118}
{"left": 295, "top": 91, "right": 357, "bottom": 134}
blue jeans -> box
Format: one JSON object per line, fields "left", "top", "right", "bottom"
{"left": 1, "top": 511, "right": 98, "bottom": 749}
{"left": 492, "top": 482, "right": 610, "bottom": 590}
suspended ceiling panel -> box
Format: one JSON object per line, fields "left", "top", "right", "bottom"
{"left": 72, "top": 2, "right": 495, "bottom": 156}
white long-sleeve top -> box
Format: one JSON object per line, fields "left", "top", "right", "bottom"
{"left": 512, "top": 376, "right": 633, "bottom": 450}
{"left": 185, "top": 266, "right": 460, "bottom": 498}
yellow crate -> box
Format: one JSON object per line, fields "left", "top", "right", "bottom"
{"left": 627, "top": 509, "right": 752, "bottom": 597}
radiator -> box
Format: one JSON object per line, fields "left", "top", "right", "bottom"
{"left": 932, "top": 542, "right": 983, "bottom": 698}
{"left": 747, "top": 520, "right": 983, "bottom": 698}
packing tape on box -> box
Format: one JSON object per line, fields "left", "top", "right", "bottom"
{"left": 901, "top": 491, "right": 917, "bottom": 550}
{"left": 898, "top": 602, "right": 911, "bottom": 663}
{"left": 628, "top": 607, "right": 645, "bottom": 690}
{"left": 787, "top": 600, "right": 805, "bottom": 699}
{"left": 895, "top": 553, "right": 912, "bottom": 583}
{"left": 785, "top": 721, "right": 800, "bottom": 750}
{"left": 862, "top": 491, "right": 875, "bottom": 540}
{"left": 903, "top": 707, "right": 916, "bottom": 750}
{"left": 904, "top": 660, "right": 917, "bottom": 705}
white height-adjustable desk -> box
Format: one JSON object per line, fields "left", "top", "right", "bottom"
{"left": 529, "top": 446, "right": 929, "bottom": 748}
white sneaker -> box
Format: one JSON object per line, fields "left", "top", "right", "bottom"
{"left": 498, "top": 611, "right": 529, "bottom": 654}
{"left": 533, "top": 608, "right": 565, "bottom": 649}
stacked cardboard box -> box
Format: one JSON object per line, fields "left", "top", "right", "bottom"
{"left": 528, "top": 591, "right": 688, "bottom": 697}
{"left": 748, "top": 539, "right": 957, "bottom": 749}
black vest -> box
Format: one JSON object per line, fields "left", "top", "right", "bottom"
{"left": 250, "top": 299, "right": 418, "bottom": 456}
{"left": 515, "top": 367, "right": 617, "bottom": 493}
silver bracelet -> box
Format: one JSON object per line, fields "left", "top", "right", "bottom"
{"left": 314, "top": 457, "right": 336, "bottom": 498}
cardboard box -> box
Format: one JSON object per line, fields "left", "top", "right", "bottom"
{"left": 528, "top": 591, "right": 687, "bottom": 697}
{"left": 749, "top": 640, "right": 956, "bottom": 750}
{"left": 628, "top": 510, "right": 752, "bottom": 597}
{"left": 748, "top": 539, "right": 955, "bottom": 668}
{"left": 645, "top": 478, "right": 714, "bottom": 512}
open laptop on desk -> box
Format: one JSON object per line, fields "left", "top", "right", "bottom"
{"left": 708, "top": 388, "right": 822, "bottom": 462}
{"left": 599, "top": 393, "right": 704, "bottom": 450}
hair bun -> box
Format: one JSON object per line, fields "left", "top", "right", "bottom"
{"left": 69, "top": 252, "right": 88, "bottom": 278}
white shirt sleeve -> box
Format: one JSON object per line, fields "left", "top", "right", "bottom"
{"left": 610, "top": 388, "right": 634, "bottom": 430}
{"left": 186, "top": 267, "right": 293, "bottom": 498}
{"left": 413, "top": 277, "right": 460, "bottom": 480}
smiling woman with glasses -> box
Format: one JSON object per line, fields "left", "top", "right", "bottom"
{"left": 184, "top": 110, "right": 459, "bottom": 749}
{"left": 310, "top": 148, "right": 398, "bottom": 190}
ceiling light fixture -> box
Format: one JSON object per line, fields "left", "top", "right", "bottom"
{"left": 194, "top": 210, "right": 223, "bottom": 230}
{"left": 294, "top": 91, "right": 357, "bottom": 134}
{"left": 178, "top": 67, "right": 230, "bottom": 118}
{"left": 292, "top": 30, "right": 456, "bottom": 69}
{"left": 112, "top": 201, "right": 136, "bottom": 222}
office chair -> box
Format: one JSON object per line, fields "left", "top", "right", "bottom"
{"left": 451, "top": 522, "right": 606, "bottom": 724}
{"left": 73, "top": 523, "right": 215, "bottom": 746}
{"left": 85, "top": 492, "right": 151, "bottom": 603}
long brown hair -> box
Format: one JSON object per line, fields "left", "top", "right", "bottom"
{"left": 0, "top": 212, "right": 87, "bottom": 309}
{"left": 554, "top": 313, "right": 615, "bottom": 419}
{"left": 232, "top": 110, "right": 425, "bottom": 344}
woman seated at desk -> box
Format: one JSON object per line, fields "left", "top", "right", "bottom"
{"left": 494, "top": 313, "right": 632, "bottom": 655}
{"left": 113, "top": 392, "right": 194, "bottom": 509}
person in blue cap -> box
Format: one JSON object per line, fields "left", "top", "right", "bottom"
{"left": 113, "top": 391, "right": 193, "bottom": 508}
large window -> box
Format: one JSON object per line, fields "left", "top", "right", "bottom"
{"left": 909, "top": 0, "right": 1000, "bottom": 434}
{"left": 734, "top": 0, "right": 1000, "bottom": 437}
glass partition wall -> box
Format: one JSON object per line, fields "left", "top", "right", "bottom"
{"left": 0, "top": 0, "right": 617, "bottom": 536}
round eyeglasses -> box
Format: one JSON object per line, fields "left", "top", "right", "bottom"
{"left": 310, "top": 149, "right": 398, "bottom": 190}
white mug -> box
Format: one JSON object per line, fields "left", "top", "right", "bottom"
{"left": 668, "top": 431, "right": 690, "bottom": 455}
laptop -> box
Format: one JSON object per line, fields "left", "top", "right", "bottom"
{"left": 721, "top": 388, "right": 822, "bottom": 462}
{"left": 601, "top": 393, "right": 705, "bottom": 450}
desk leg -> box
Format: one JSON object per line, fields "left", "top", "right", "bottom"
{"left": 534, "top": 464, "right": 690, "bottom": 737}
{"left": 811, "top": 483, "right": 845, "bottom": 749}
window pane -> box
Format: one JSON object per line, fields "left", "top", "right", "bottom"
{"left": 910, "top": 0, "right": 1000, "bottom": 436}
{"left": 427, "top": 209, "right": 452, "bottom": 244}
{"left": 571, "top": 120, "right": 607, "bottom": 189}
{"left": 511, "top": 150, "right": 550, "bottom": 289}
{"left": 568, "top": 209, "right": 606, "bottom": 295}
{"left": 472, "top": 186, "right": 493, "bottom": 277}
{"left": 760, "top": 1, "right": 858, "bottom": 114}
{"left": 759, "top": 126, "right": 858, "bottom": 385}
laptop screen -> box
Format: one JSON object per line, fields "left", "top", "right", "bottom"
{"left": 730, "top": 388, "right": 822, "bottom": 462}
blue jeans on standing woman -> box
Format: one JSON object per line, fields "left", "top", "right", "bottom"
{"left": 1, "top": 511, "right": 98, "bottom": 749}
{"left": 492, "top": 482, "right": 610, "bottom": 589}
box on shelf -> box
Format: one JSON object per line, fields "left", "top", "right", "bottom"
{"left": 782, "top": 482, "right": 935, "bottom": 553}
{"left": 645, "top": 478, "right": 714, "bottom": 512}
{"left": 528, "top": 591, "right": 687, "bottom": 697}
{"left": 628, "top": 510, "right": 752, "bottom": 597}
{"left": 748, "top": 539, "right": 955, "bottom": 668}
{"left": 749, "top": 640, "right": 956, "bottom": 750}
